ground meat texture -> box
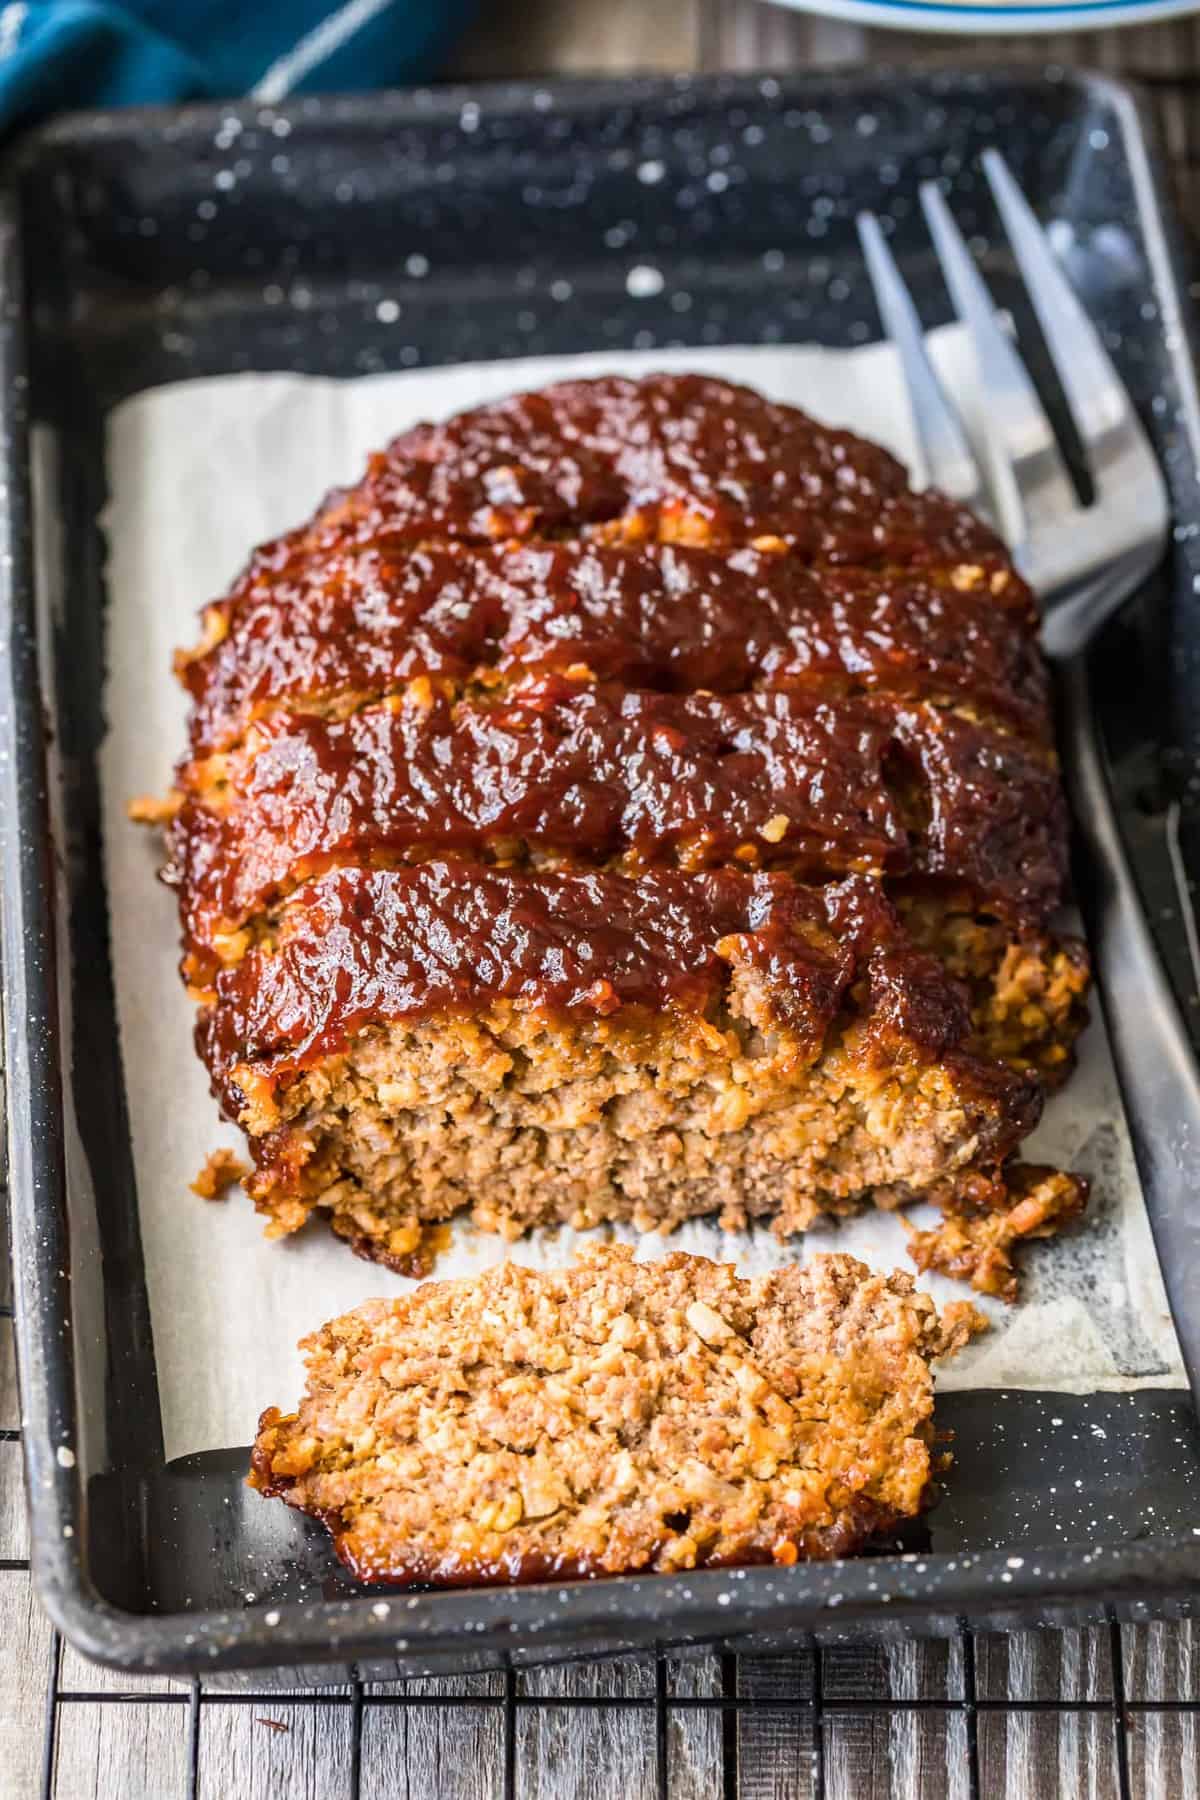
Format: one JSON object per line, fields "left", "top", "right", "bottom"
{"left": 189, "top": 1146, "right": 249, "bottom": 1200}
{"left": 157, "top": 374, "right": 1089, "bottom": 1282}
{"left": 249, "top": 1245, "right": 983, "bottom": 1584}
{"left": 906, "top": 1165, "right": 1089, "bottom": 1301}
{"left": 898, "top": 901, "right": 1090, "bottom": 1090}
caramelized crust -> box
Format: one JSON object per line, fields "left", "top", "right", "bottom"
{"left": 200, "top": 863, "right": 879, "bottom": 1088}
{"left": 170, "top": 679, "right": 1064, "bottom": 973}
{"left": 249, "top": 1245, "right": 983, "bottom": 1584}
{"left": 325, "top": 374, "right": 1006, "bottom": 560}
{"left": 179, "top": 540, "right": 1048, "bottom": 757}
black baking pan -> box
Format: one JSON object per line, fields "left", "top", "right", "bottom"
{"left": 4, "top": 67, "right": 1200, "bottom": 1681}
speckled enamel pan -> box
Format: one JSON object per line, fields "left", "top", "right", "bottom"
{"left": 4, "top": 69, "right": 1200, "bottom": 1680}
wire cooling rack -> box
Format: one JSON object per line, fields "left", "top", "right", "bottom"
{"left": 19, "top": 1609, "right": 1200, "bottom": 1797}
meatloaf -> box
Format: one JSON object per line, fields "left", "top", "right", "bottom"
{"left": 156, "top": 374, "right": 1089, "bottom": 1282}
{"left": 250, "top": 1244, "right": 982, "bottom": 1583}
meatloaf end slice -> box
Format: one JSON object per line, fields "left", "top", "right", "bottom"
{"left": 249, "top": 1244, "right": 983, "bottom": 1584}
{"left": 198, "top": 862, "right": 1049, "bottom": 1268}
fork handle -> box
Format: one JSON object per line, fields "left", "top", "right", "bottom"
{"left": 1059, "top": 655, "right": 1200, "bottom": 1408}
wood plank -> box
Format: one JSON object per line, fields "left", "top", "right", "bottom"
{"left": 53, "top": 1620, "right": 194, "bottom": 1800}
{"left": 58, "top": 1638, "right": 190, "bottom": 1699}
{"left": 196, "top": 1697, "right": 355, "bottom": 1800}
{"left": 514, "top": 1658, "right": 657, "bottom": 1800}
{"left": 1125, "top": 1708, "right": 1200, "bottom": 1800}
{"left": 0, "top": 1439, "right": 28, "bottom": 1560}
{"left": 975, "top": 1629, "right": 1113, "bottom": 1701}
{"left": 820, "top": 1638, "right": 969, "bottom": 1800}
{"left": 665, "top": 1654, "right": 722, "bottom": 1800}
{"left": 0, "top": 1182, "right": 11, "bottom": 1313}
{"left": 1122, "top": 1619, "right": 1199, "bottom": 1698}
{"left": 701, "top": 0, "right": 866, "bottom": 69}
{"left": 0, "top": 1570, "right": 55, "bottom": 1800}
{"left": 451, "top": 0, "right": 701, "bottom": 79}
{"left": 976, "top": 1709, "right": 1120, "bottom": 1800}
{"left": 825, "top": 1705, "right": 971, "bottom": 1800}
{"left": 974, "top": 1628, "right": 1120, "bottom": 1800}
{"left": 0, "top": 1318, "right": 17, "bottom": 1429}
{"left": 1119, "top": 1629, "right": 1200, "bottom": 1793}
{"left": 53, "top": 1693, "right": 191, "bottom": 1800}
{"left": 821, "top": 1637, "right": 962, "bottom": 1702}
{"left": 523, "top": 1654, "right": 656, "bottom": 1697}
{"left": 666, "top": 1649, "right": 723, "bottom": 1697}
{"left": 359, "top": 1676, "right": 504, "bottom": 1800}
{"left": 736, "top": 1652, "right": 816, "bottom": 1800}
{"left": 54, "top": 1634, "right": 195, "bottom": 1800}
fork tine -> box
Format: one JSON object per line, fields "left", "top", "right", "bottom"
{"left": 856, "top": 211, "right": 988, "bottom": 514}
{"left": 981, "top": 150, "right": 1131, "bottom": 450}
{"left": 919, "top": 179, "right": 1076, "bottom": 535}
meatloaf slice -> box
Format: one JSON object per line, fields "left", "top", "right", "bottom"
{"left": 196, "top": 862, "right": 1051, "bottom": 1266}
{"left": 170, "top": 679, "right": 1066, "bottom": 979}
{"left": 249, "top": 1245, "right": 982, "bottom": 1584}
{"left": 153, "top": 374, "right": 1090, "bottom": 1282}
{"left": 177, "top": 540, "right": 1049, "bottom": 758}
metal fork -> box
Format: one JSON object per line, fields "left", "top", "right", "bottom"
{"left": 857, "top": 148, "right": 1169, "bottom": 660}
{"left": 860, "top": 159, "right": 1200, "bottom": 1395}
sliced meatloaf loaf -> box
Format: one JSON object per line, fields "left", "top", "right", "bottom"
{"left": 157, "top": 374, "right": 1089, "bottom": 1280}
{"left": 250, "top": 1245, "right": 982, "bottom": 1583}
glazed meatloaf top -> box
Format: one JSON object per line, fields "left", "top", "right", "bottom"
{"left": 171, "top": 682, "right": 1063, "bottom": 977}
{"left": 174, "top": 375, "right": 1064, "bottom": 1001}
{"left": 250, "top": 1245, "right": 981, "bottom": 1584}
{"left": 180, "top": 541, "right": 1049, "bottom": 758}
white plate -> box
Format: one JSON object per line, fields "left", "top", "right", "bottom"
{"left": 771, "top": 0, "right": 1199, "bottom": 32}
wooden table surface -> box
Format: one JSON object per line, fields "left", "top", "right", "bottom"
{"left": 4, "top": 1, "right": 1200, "bottom": 1794}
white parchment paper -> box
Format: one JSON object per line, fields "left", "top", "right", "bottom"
{"left": 93, "top": 341, "right": 1186, "bottom": 1461}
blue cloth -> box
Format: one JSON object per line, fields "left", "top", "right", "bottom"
{"left": 0, "top": 0, "right": 477, "bottom": 134}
